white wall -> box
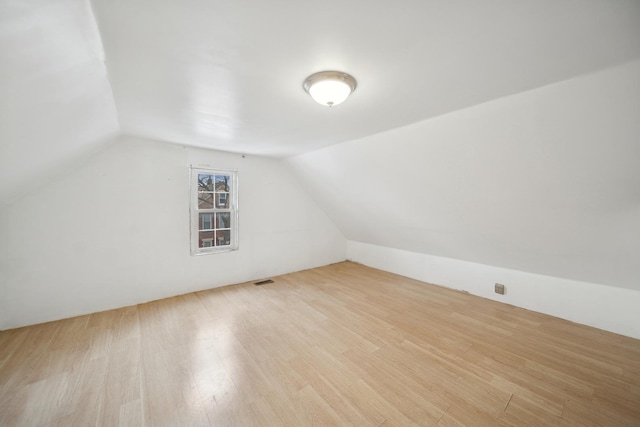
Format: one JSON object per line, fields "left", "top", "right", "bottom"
{"left": 288, "top": 60, "right": 640, "bottom": 292}
{"left": 348, "top": 241, "right": 640, "bottom": 339}
{"left": 0, "top": 135, "right": 346, "bottom": 330}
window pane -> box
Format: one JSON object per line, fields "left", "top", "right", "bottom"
{"left": 215, "top": 175, "right": 230, "bottom": 192}
{"left": 216, "top": 192, "right": 229, "bottom": 208}
{"left": 198, "top": 193, "right": 213, "bottom": 209}
{"left": 199, "top": 213, "right": 213, "bottom": 230}
{"left": 198, "top": 174, "right": 215, "bottom": 191}
{"left": 199, "top": 231, "right": 214, "bottom": 248}
{"left": 216, "top": 212, "right": 231, "bottom": 229}
{"left": 216, "top": 230, "right": 231, "bottom": 246}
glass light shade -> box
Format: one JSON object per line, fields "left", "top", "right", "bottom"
{"left": 308, "top": 80, "right": 352, "bottom": 107}
{"left": 303, "top": 71, "right": 357, "bottom": 107}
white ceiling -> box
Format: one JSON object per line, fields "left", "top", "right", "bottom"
{"left": 91, "top": 0, "right": 640, "bottom": 157}
{"left": 1, "top": 0, "right": 640, "bottom": 206}
{"left": 0, "top": 0, "right": 118, "bottom": 205}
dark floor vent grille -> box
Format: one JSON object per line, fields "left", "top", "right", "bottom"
{"left": 254, "top": 279, "right": 274, "bottom": 285}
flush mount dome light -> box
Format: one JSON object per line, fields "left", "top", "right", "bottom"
{"left": 303, "top": 71, "right": 357, "bottom": 107}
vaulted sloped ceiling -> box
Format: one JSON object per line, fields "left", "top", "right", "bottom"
{"left": 288, "top": 60, "right": 640, "bottom": 291}
{"left": 2, "top": 0, "right": 639, "bottom": 204}
{"left": 0, "top": 0, "right": 119, "bottom": 206}
{"left": 90, "top": 0, "right": 640, "bottom": 157}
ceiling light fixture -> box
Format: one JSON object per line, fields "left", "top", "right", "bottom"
{"left": 303, "top": 71, "right": 357, "bottom": 107}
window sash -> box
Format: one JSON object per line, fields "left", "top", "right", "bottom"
{"left": 190, "top": 167, "right": 238, "bottom": 255}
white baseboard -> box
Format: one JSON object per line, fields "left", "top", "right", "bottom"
{"left": 347, "top": 240, "right": 640, "bottom": 339}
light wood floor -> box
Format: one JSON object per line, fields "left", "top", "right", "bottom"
{"left": 1, "top": 262, "right": 639, "bottom": 426}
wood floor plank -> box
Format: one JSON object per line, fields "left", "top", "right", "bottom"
{"left": 1, "top": 261, "right": 639, "bottom": 426}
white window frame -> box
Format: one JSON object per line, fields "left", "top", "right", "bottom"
{"left": 190, "top": 167, "right": 239, "bottom": 255}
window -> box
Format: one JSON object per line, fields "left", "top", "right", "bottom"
{"left": 191, "top": 167, "right": 238, "bottom": 255}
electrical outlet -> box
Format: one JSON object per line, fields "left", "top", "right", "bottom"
{"left": 495, "top": 283, "right": 505, "bottom": 295}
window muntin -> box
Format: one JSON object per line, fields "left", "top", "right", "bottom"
{"left": 191, "top": 168, "right": 238, "bottom": 255}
